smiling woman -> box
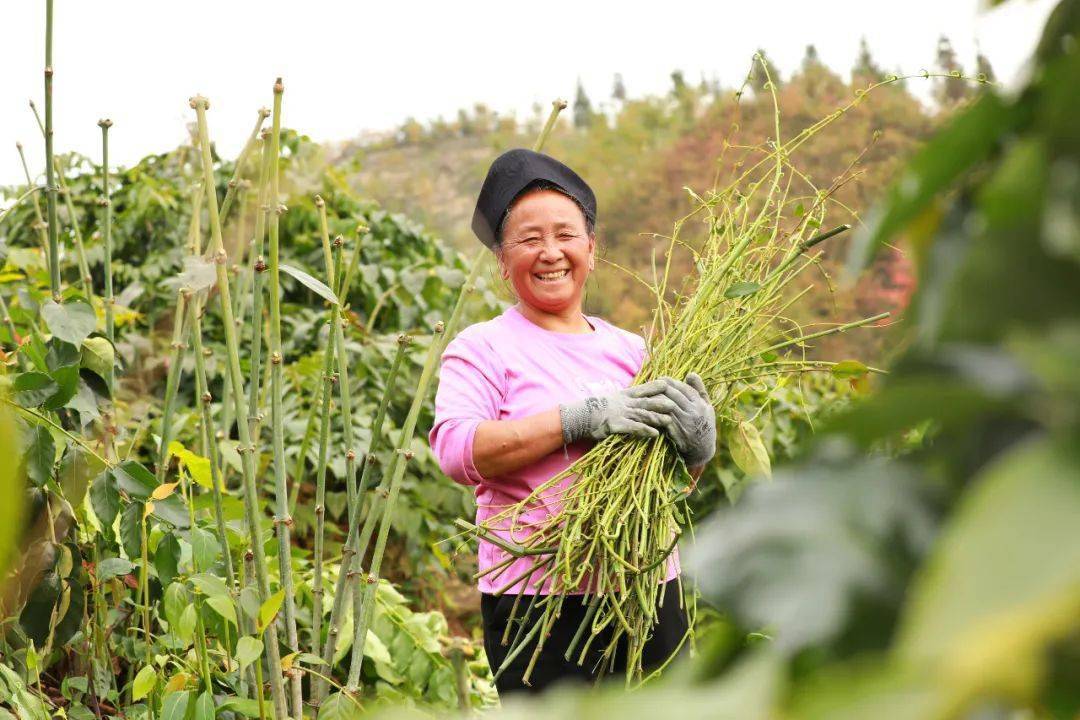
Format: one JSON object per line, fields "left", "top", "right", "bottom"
{"left": 428, "top": 148, "right": 717, "bottom": 695}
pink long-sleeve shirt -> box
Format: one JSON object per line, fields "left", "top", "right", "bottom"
{"left": 428, "top": 304, "right": 679, "bottom": 594}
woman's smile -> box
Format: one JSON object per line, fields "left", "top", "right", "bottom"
{"left": 534, "top": 268, "right": 570, "bottom": 282}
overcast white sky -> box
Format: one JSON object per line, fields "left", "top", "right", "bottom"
{"left": 0, "top": 0, "right": 1057, "bottom": 189}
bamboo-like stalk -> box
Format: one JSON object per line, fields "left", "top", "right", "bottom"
{"left": 308, "top": 195, "right": 338, "bottom": 687}
{"left": 533, "top": 99, "right": 567, "bottom": 153}
{"left": 28, "top": 100, "right": 93, "bottom": 299}
{"left": 345, "top": 253, "right": 488, "bottom": 687}
{"left": 190, "top": 94, "right": 289, "bottom": 720}
{"left": 245, "top": 132, "right": 272, "bottom": 459}
{"left": 219, "top": 108, "right": 270, "bottom": 225}
{"left": 263, "top": 78, "right": 303, "bottom": 720}
{"left": 42, "top": 0, "right": 60, "bottom": 300}
{"left": 155, "top": 291, "right": 189, "bottom": 483}
{"left": 15, "top": 142, "right": 49, "bottom": 256}
{"left": 98, "top": 120, "right": 115, "bottom": 384}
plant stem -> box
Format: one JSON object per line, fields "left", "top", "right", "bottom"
{"left": 98, "top": 120, "right": 115, "bottom": 383}
{"left": 245, "top": 133, "right": 272, "bottom": 467}
{"left": 15, "top": 142, "right": 50, "bottom": 256}
{"left": 43, "top": 0, "right": 61, "bottom": 300}
{"left": 155, "top": 291, "right": 189, "bottom": 483}
{"left": 264, "top": 78, "right": 304, "bottom": 720}
{"left": 219, "top": 108, "right": 270, "bottom": 225}
{"left": 55, "top": 157, "right": 94, "bottom": 300}
{"left": 346, "top": 253, "right": 487, "bottom": 687}
{"left": 191, "top": 94, "right": 289, "bottom": 720}
{"left": 533, "top": 99, "right": 567, "bottom": 153}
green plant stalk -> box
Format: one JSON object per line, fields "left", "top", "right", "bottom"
{"left": 0, "top": 185, "right": 44, "bottom": 230}
{"left": 308, "top": 196, "right": 338, "bottom": 672}
{"left": 264, "top": 79, "right": 303, "bottom": 720}
{"left": 155, "top": 291, "right": 189, "bottom": 484}
{"left": 15, "top": 142, "right": 49, "bottom": 256}
{"left": 139, "top": 503, "right": 155, "bottom": 719}
{"left": 533, "top": 99, "right": 568, "bottom": 152}
{"left": 245, "top": 133, "right": 272, "bottom": 462}
{"left": 346, "top": 253, "right": 487, "bottom": 687}
{"left": 219, "top": 108, "right": 270, "bottom": 225}
{"left": 180, "top": 467, "right": 216, "bottom": 689}
{"left": 42, "top": 0, "right": 60, "bottom": 300}
{"left": 55, "top": 158, "right": 94, "bottom": 300}
{"left": 287, "top": 389, "right": 319, "bottom": 517}
{"left": 99, "top": 120, "right": 115, "bottom": 389}
{"left": 243, "top": 551, "right": 267, "bottom": 719}
{"left": 188, "top": 294, "right": 238, "bottom": 594}
{"left": 28, "top": 100, "right": 94, "bottom": 300}
{"left": 191, "top": 95, "right": 289, "bottom": 720}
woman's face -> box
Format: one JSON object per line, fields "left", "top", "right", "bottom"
{"left": 496, "top": 189, "right": 595, "bottom": 315}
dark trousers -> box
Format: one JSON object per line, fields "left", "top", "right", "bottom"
{"left": 480, "top": 579, "right": 689, "bottom": 696}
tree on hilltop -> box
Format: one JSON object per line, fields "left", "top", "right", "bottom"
{"left": 574, "top": 79, "right": 594, "bottom": 129}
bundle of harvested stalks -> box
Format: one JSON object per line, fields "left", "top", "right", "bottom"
{"left": 455, "top": 59, "right": 901, "bottom": 686}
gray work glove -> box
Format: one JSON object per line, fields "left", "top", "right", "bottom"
{"left": 648, "top": 374, "right": 717, "bottom": 467}
{"left": 559, "top": 378, "right": 685, "bottom": 444}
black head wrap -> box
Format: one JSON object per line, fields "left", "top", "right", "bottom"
{"left": 471, "top": 148, "right": 597, "bottom": 249}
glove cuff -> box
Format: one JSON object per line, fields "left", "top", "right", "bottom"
{"left": 559, "top": 401, "right": 586, "bottom": 445}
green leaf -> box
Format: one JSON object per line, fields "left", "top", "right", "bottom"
{"left": 163, "top": 582, "right": 190, "bottom": 630}
{"left": 119, "top": 501, "right": 144, "bottom": 560}
{"left": 831, "top": 360, "right": 870, "bottom": 380}
{"left": 154, "top": 532, "right": 181, "bottom": 588}
{"left": 23, "top": 426, "right": 55, "bottom": 487}
{"left": 317, "top": 692, "right": 361, "bottom": 720}
{"left": 728, "top": 420, "right": 772, "bottom": 480}
{"left": 168, "top": 441, "right": 213, "bottom": 490}
{"left": 89, "top": 470, "right": 119, "bottom": 526}
{"left": 280, "top": 263, "right": 340, "bottom": 305}
{"left": 897, "top": 438, "right": 1080, "bottom": 702}
{"left": 12, "top": 372, "right": 57, "bottom": 408}
{"left": 131, "top": 665, "right": 157, "bottom": 701}
{"left": 192, "top": 691, "right": 214, "bottom": 720}
{"left": 190, "top": 572, "right": 230, "bottom": 599}
{"left": 724, "top": 281, "right": 762, "bottom": 298}
{"left": 58, "top": 446, "right": 105, "bottom": 507}
{"left": 216, "top": 698, "right": 261, "bottom": 719}
{"left": 177, "top": 604, "right": 197, "bottom": 646}
{"left": 41, "top": 301, "right": 97, "bottom": 346}
{"left": 258, "top": 589, "right": 286, "bottom": 633}
{"left": 234, "top": 636, "right": 263, "bottom": 670}
{"left": 848, "top": 93, "right": 1025, "bottom": 272}
{"left": 42, "top": 363, "right": 79, "bottom": 410}
{"left": 113, "top": 461, "right": 190, "bottom": 530}
{"left": 79, "top": 337, "right": 114, "bottom": 381}
{"left": 160, "top": 691, "right": 190, "bottom": 720}
{"left": 239, "top": 586, "right": 261, "bottom": 622}
{"left": 206, "top": 595, "right": 237, "bottom": 626}
{"left": 189, "top": 527, "right": 220, "bottom": 573}
{"left": 95, "top": 557, "right": 134, "bottom": 582}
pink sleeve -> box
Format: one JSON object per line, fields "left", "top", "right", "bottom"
{"left": 428, "top": 332, "right": 505, "bottom": 487}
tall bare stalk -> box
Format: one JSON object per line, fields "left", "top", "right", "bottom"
{"left": 15, "top": 142, "right": 49, "bottom": 256}
{"left": 190, "top": 94, "right": 289, "bottom": 720}
{"left": 98, "top": 120, "right": 115, "bottom": 384}
{"left": 42, "top": 0, "right": 60, "bottom": 300}
{"left": 264, "top": 78, "right": 303, "bottom": 719}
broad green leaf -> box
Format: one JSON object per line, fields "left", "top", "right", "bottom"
{"left": 207, "top": 595, "right": 237, "bottom": 626}
{"left": 848, "top": 93, "right": 1024, "bottom": 272}
{"left": 119, "top": 501, "right": 144, "bottom": 560}
{"left": 280, "top": 263, "right": 340, "bottom": 305}
{"left": 239, "top": 586, "right": 261, "bottom": 622}
{"left": 725, "top": 281, "right": 761, "bottom": 298}
{"left": 41, "top": 301, "right": 97, "bottom": 346}
{"left": 12, "top": 372, "right": 57, "bottom": 408}
{"left": 79, "top": 337, "right": 114, "bottom": 381}
{"left": 258, "top": 589, "right": 285, "bottom": 632}
{"left": 190, "top": 572, "right": 230, "bottom": 599}
{"left": 160, "top": 691, "right": 190, "bottom": 720}
{"left": 234, "top": 636, "right": 263, "bottom": 670}
{"left": 131, "top": 665, "right": 156, "bottom": 701}
{"left": 42, "top": 363, "right": 79, "bottom": 411}
{"left": 728, "top": 420, "right": 772, "bottom": 480}
{"left": 95, "top": 557, "right": 133, "bottom": 582}
{"left": 897, "top": 438, "right": 1080, "bottom": 704}
{"left": 154, "top": 533, "right": 181, "bottom": 588}
{"left": 216, "top": 698, "right": 261, "bottom": 719}
{"left": 57, "top": 446, "right": 105, "bottom": 506}
{"left": 168, "top": 441, "right": 213, "bottom": 490}
{"left": 190, "top": 527, "right": 220, "bottom": 573}
{"left": 317, "top": 692, "right": 361, "bottom": 720}
{"left": 163, "top": 582, "right": 190, "bottom": 629}
{"left": 23, "top": 426, "right": 55, "bottom": 487}
{"left": 192, "top": 691, "right": 214, "bottom": 720}
{"left": 177, "top": 604, "right": 197, "bottom": 646}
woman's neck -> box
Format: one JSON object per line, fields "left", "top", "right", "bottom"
{"left": 515, "top": 302, "right": 594, "bottom": 334}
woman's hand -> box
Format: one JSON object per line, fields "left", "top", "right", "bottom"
{"left": 649, "top": 374, "right": 717, "bottom": 468}
{"left": 559, "top": 378, "right": 688, "bottom": 444}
